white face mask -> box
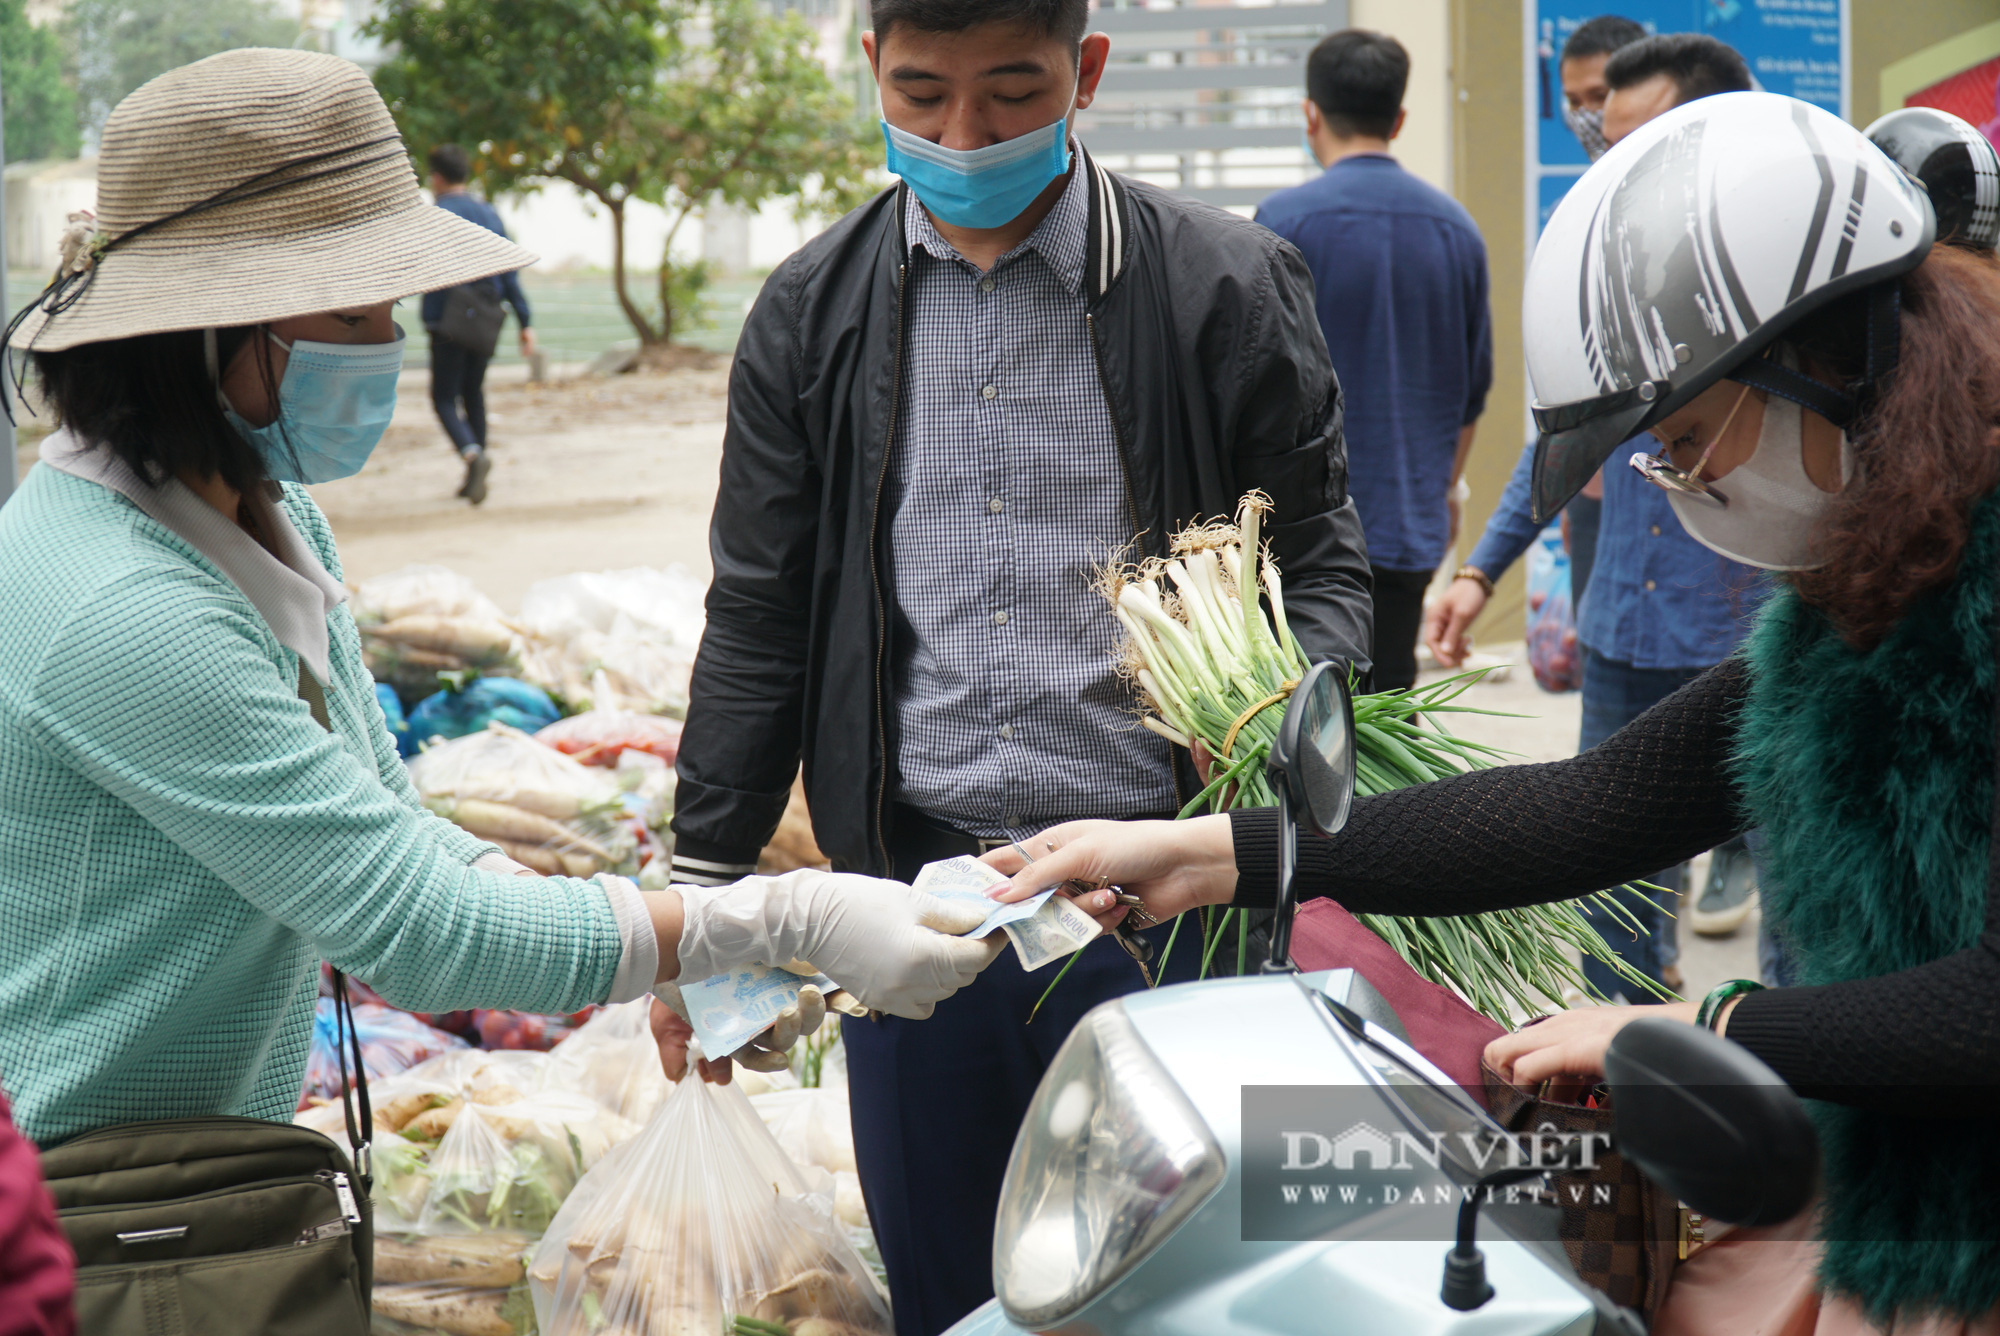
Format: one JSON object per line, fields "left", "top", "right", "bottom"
{"left": 1662, "top": 393, "right": 1848, "bottom": 571}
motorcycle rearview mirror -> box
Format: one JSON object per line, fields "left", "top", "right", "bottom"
{"left": 1261, "top": 660, "right": 1356, "bottom": 973}
{"left": 1604, "top": 1019, "right": 1819, "bottom": 1228}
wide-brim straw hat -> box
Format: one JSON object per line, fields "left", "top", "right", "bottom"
{"left": 11, "top": 47, "right": 536, "bottom": 352}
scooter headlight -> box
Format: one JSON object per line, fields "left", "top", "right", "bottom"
{"left": 992, "top": 1001, "right": 1225, "bottom": 1330}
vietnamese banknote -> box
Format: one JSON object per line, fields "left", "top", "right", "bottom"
{"left": 912, "top": 855, "right": 1103, "bottom": 971}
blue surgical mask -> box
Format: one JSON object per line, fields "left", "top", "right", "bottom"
{"left": 881, "top": 116, "right": 1072, "bottom": 230}
{"left": 218, "top": 327, "right": 405, "bottom": 484}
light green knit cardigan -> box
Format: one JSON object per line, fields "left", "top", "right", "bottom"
{"left": 0, "top": 464, "right": 622, "bottom": 1146}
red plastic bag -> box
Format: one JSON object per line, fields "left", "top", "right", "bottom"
{"left": 1525, "top": 522, "right": 1582, "bottom": 693}
{"left": 1288, "top": 898, "right": 1507, "bottom": 1100}
{"left": 534, "top": 709, "right": 683, "bottom": 767}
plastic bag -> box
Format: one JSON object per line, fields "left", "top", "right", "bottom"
{"left": 355, "top": 565, "right": 523, "bottom": 705}
{"left": 298, "top": 999, "right": 469, "bottom": 1108}
{"left": 354, "top": 564, "right": 507, "bottom": 627}
{"left": 471, "top": 1007, "right": 598, "bottom": 1052}
{"left": 516, "top": 567, "right": 706, "bottom": 714}
{"left": 417, "top": 1093, "right": 625, "bottom": 1239}
{"left": 516, "top": 567, "right": 705, "bottom": 649}
{"left": 376, "top": 681, "right": 416, "bottom": 757}
{"left": 409, "top": 677, "right": 563, "bottom": 747}
{"left": 535, "top": 708, "right": 683, "bottom": 767}
{"left": 529, "top": 1075, "right": 891, "bottom": 1336}
{"left": 545, "top": 997, "right": 673, "bottom": 1126}
{"left": 410, "top": 724, "right": 635, "bottom": 877}
{"left": 1525, "top": 521, "right": 1582, "bottom": 693}
{"left": 749, "top": 1088, "right": 856, "bottom": 1178}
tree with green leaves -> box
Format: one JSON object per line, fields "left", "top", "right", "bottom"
{"left": 2, "top": 0, "right": 80, "bottom": 161}
{"left": 61, "top": 0, "right": 301, "bottom": 143}
{"left": 368, "top": 0, "right": 880, "bottom": 349}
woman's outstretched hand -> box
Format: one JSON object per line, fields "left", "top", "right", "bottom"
{"left": 978, "top": 815, "right": 1240, "bottom": 928}
{"left": 1482, "top": 1000, "right": 1705, "bottom": 1086}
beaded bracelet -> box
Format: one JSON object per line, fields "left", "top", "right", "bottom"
{"left": 1695, "top": 978, "right": 1765, "bottom": 1031}
{"left": 1452, "top": 564, "right": 1495, "bottom": 598}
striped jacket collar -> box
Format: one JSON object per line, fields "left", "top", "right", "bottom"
{"left": 893, "top": 143, "right": 1132, "bottom": 303}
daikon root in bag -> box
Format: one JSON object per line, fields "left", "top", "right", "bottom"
{"left": 410, "top": 724, "right": 635, "bottom": 876}
{"left": 354, "top": 564, "right": 522, "bottom": 701}
{"left": 543, "top": 997, "right": 673, "bottom": 1126}
{"left": 530, "top": 1074, "right": 891, "bottom": 1336}
{"left": 418, "top": 1092, "right": 631, "bottom": 1240}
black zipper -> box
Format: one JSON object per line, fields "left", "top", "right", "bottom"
{"left": 1086, "top": 310, "right": 1185, "bottom": 812}
{"left": 869, "top": 261, "right": 912, "bottom": 872}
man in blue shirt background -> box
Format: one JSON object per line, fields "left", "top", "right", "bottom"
{"left": 1256, "top": 29, "right": 1491, "bottom": 691}
{"left": 1424, "top": 33, "right": 1764, "bottom": 997}
{"left": 421, "top": 143, "right": 536, "bottom": 505}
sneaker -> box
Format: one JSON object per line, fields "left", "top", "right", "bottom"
{"left": 461, "top": 448, "right": 491, "bottom": 506}
{"left": 1691, "top": 837, "right": 1759, "bottom": 937}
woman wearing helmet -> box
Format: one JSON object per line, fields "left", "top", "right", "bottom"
{"left": 0, "top": 49, "right": 1008, "bottom": 1151}
{"left": 989, "top": 91, "right": 2000, "bottom": 1329}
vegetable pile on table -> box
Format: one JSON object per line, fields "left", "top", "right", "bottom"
{"left": 409, "top": 725, "right": 641, "bottom": 880}
{"left": 299, "top": 1001, "right": 878, "bottom": 1336}
{"left": 529, "top": 1065, "right": 889, "bottom": 1336}
{"left": 1094, "top": 492, "right": 1667, "bottom": 1018}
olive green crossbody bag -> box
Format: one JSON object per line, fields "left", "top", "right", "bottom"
{"left": 37, "top": 670, "right": 377, "bottom": 1335}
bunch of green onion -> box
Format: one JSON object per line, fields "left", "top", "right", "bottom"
{"left": 1097, "top": 492, "right": 1667, "bottom": 1020}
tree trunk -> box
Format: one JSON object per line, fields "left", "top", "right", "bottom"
{"left": 606, "top": 196, "right": 663, "bottom": 347}
{"left": 653, "top": 201, "right": 699, "bottom": 350}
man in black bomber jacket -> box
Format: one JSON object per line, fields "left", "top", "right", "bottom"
{"left": 670, "top": 3, "right": 1372, "bottom": 1331}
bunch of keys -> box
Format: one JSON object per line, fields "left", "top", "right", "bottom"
{"left": 1010, "top": 838, "right": 1160, "bottom": 984}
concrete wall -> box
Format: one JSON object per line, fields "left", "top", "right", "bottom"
{"left": 4, "top": 159, "right": 99, "bottom": 274}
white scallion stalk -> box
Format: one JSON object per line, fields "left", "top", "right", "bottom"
{"left": 1081, "top": 489, "right": 1669, "bottom": 1021}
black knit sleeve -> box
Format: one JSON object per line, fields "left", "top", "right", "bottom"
{"left": 1229, "top": 656, "right": 1753, "bottom": 913}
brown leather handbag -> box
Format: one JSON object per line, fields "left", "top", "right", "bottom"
{"left": 1483, "top": 1059, "right": 1684, "bottom": 1317}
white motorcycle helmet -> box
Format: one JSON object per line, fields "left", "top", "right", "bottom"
{"left": 1525, "top": 91, "right": 1936, "bottom": 522}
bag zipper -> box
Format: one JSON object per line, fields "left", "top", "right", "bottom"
{"left": 316, "top": 1170, "right": 361, "bottom": 1224}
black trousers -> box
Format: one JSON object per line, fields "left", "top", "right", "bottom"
{"left": 429, "top": 335, "right": 490, "bottom": 453}
{"left": 1369, "top": 564, "right": 1435, "bottom": 692}
{"left": 842, "top": 806, "right": 1198, "bottom": 1336}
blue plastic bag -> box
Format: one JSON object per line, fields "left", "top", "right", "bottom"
{"left": 1524, "top": 521, "right": 1582, "bottom": 693}
{"left": 407, "top": 676, "right": 562, "bottom": 747}
{"left": 374, "top": 681, "right": 416, "bottom": 757}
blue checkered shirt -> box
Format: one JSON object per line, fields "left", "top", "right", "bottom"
{"left": 889, "top": 166, "right": 1177, "bottom": 839}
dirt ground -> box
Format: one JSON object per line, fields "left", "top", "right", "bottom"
{"left": 304, "top": 359, "right": 731, "bottom": 609}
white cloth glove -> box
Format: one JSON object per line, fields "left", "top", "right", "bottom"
{"left": 671, "top": 869, "right": 1004, "bottom": 1020}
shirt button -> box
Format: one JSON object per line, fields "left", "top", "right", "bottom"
{"left": 1645, "top": 580, "right": 1657, "bottom": 592}
{"left": 993, "top": 610, "right": 1010, "bottom": 626}
{"left": 1004, "top": 813, "right": 1020, "bottom": 828}
{"left": 1000, "top": 723, "right": 1016, "bottom": 741}
{"left": 1650, "top": 525, "right": 1662, "bottom": 536}
{"left": 988, "top": 497, "right": 1005, "bottom": 513}
{"left": 981, "top": 383, "right": 998, "bottom": 400}
{"left": 980, "top": 277, "right": 996, "bottom": 293}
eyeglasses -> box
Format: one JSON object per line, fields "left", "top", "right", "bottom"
{"left": 1628, "top": 384, "right": 1754, "bottom": 508}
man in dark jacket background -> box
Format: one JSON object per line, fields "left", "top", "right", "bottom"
{"left": 670, "top": 3, "right": 1372, "bottom": 1331}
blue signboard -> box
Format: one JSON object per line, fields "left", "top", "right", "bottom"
{"left": 1530, "top": 1, "right": 1848, "bottom": 237}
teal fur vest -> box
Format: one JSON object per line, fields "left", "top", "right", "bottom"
{"left": 1736, "top": 490, "right": 2000, "bottom": 1320}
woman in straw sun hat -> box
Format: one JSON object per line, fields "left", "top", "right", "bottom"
{"left": 0, "top": 48, "right": 1006, "bottom": 1149}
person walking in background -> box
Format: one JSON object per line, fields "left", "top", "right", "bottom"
{"left": 1255, "top": 29, "right": 1491, "bottom": 692}
{"left": 1426, "top": 31, "right": 1760, "bottom": 998}
{"left": 1551, "top": 14, "right": 1647, "bottom": 607}
{"left": 422, "top": 143, "right": 535, "bottom": 506}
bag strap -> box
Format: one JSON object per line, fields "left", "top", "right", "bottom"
{"left": 297, "top": 665, "right": 370, "bottom": 1186}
